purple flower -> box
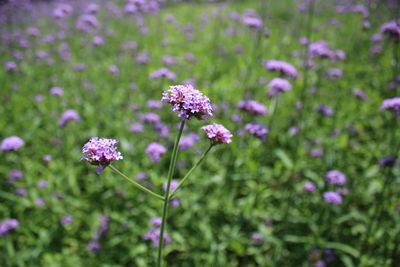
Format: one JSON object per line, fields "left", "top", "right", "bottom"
{"left": 237, "top": 100, "right": 267, "bottom": 116}
{"left": 314, "top": 260, "right": 326, "bottom": 267}
{"left": 149, "top": 68, "right": 176, "bottom": 81}
{"left": 108, "top": 65, "right": 118, "bottom": 74}
{"left": 146, "top": 142, "right": 167, "bottom": 162}
{"left": 88, "top": 241, "right": 101, "bottom": 253}
{"left": 15, "top": 188, "right": 27, "bottom": 196}
{"left": 380, "top": 20, "right": 400, "bottom": 41}
{"left": 129, "top": 122, "right": 144, "bottom": 133}
{"left": 162, "top": 180, "right": 179, "bottom": 192}
{"left": 61, "top": 215, "right": 73, "bottom": 225}
{"left": 49, "top": 87, "right": 64, "bottom": 96}
{"left": 136, "top": 172, "right": 147, "bottom": 181}
{"left": 251, "top": 233, "right": 264, "bottom": 245}
{"left": 35, "top": 94, "right": 44, "bottom": 102}
{"left": 179, "top": 133, "right": 200, "bottom": 150}
{"left": 244, "top": 123, "right": 269, "bottom": 140}
{"left": 143, "top": 227, "right": 171, "bottom": 247}
{"left": 59, "top": 109, "right": 81, "bottom": 127}
{"left": 7, "top": 170, "right": 23, "bottom": 184}
{"left": 150, "top": 217, "right": 162, "bottom": 227}
{"left": 1, "top": 136, "right": 24, "bottom": 151}
{"left": 325, "top": 170, "right": 346, "bottom": 185}
{"left": 379, "top": 156, "right": 396, "bottom": 167}
{"left": 304, "top": 182, "right": 316, "bottom": 192}
{"left": 201, "top": 124, "right": 233, "bottom": 144}
{"left": 243, "top": 16, "right": 263, "bottom": 30}
{"left": 35, "top": 198, "right": 45, "bottom": 206}
{"left": 316, "top": 105, "right": 333, "bottom": 117}
{"left": 267, "top": 78, "right": 292, "bottom": 95}
{"left": 43, "top": 155, "right": 52, "bottom": 164}
{"left": 81, "top": 137, "right": 123, "bottom": 168}
{"left": 138, "top": 113, "right": 160, "bottom": 124}
{"left": 310, "top": 149, "right": 324, "bottom": 158}
{"left": 37, "top": 180, "right": 48, "bottom": 188}
{"left": 162, "top": 84, "right": 213, "bottom": 120}
{"left": 323, "top": 191, "right": 342, "bottom": 205}
{"left": 352, "top": 89, "right": 368, "bottom": 100}
{"left": 147, "top": 100, "right": 163, "bottom": 109}
{"left": 262, "top": 60, "right": 298, "bottom": 78}
{"left": 327, "top": 68, "right": 343, "bottom": 79}
{"left": 5, "top": 61, "right": 17, "bottom": 72}
{"left": 289, "top": 126, "right": 299, "bottom": 135}
{"left": 170, "top": 198, "right": 180, "bottom": 207}
{"left": 92, "top": 36, "right": 104, "bottom": 46}
{"left": 95, "top": 215, "right": 109, "bottom": 239}
{"left": 0, "top": 218, "right": 19, "bottom": 236}
{"left": 381, "top": 97, "right": 400, "bottom": 111}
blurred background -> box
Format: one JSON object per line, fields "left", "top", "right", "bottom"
{"left": 0, "top": 0, "right": 399, "bottom": 266}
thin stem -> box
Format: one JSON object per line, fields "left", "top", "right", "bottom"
{"left": 169, "top": 144, "right": 214, "bottom": 199}
{"left": 108, "top": 165, "right": 164, "bottom": 201}
{"left": 157, "top": 119, "right": 185, "bottom": 267}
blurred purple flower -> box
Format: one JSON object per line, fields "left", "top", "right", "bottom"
{"left": 61, "top": 215, "right": 73, "bottom": 225}
{"left": 323, "top": 191, "right": 342, "bottom": 205}
{"left": 0, "top": 218, "right": 19, "bottom": 236}
{"left": 1, "top": 136, "right": 24, "bottom": 151}
{"left": 237, "top": 100, "right": 267, "bottom": 116}
{"left": 146, "top": 142, "right": 166, "bottom": 162}
{"left": 325, "top": 170, "right": 346, "bottom": 185}
{"left": 59, "top": 110, "right": 81, "bottom": 127}
{"left": 262, "top": 60, "right": 298, "bottom": 78}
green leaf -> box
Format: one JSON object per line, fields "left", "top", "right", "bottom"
{"left": 275, "top": 149, "right": 293, "bottom": 169}
{"left": 325, "top": 242, "right": 359, "bottom": 258}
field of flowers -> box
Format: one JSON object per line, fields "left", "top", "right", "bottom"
{"left": 1, "top": 0, "right": 399, "bottom": 266}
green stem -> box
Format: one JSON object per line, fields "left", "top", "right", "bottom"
{"left": 108, "top": 165, "right": 164, "bottom": 201}
{"left": 169, "top": 144, "right": 214, "bottom": 199}
{"left": 157, "top": 119, "right": 185, "bottom": 267}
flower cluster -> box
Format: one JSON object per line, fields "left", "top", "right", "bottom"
{"left": 143, "top": 217, "right": 171, "bottom": 247}
{"left": 201, "top": 124, "right": 233, "bottom": 144}
{"left": 0, "top": 218, "right": 19, "bottom": 236}
{"left": 380, "top": 97, "right": 400, "bottom": 111}
{"left": 380, "top": 20, "right": 400, "bottom": 42}
{"left": 162, "top": 84, "right": 213, "bottom": 120}
{"left": 149, "top": 68, "right": 176, "bottom": 81}
{"left": 245, "top": 123, "right": 269, "bottom": 140}
{"left": 81, "top": 137, "right": 123, "bottom": 168}
{"left": 323, "top": 191, "right": 342, "bottom": 205}
{"left": 59, "top": 109, "right": 81, "bottom": 127}
{"left": 1, "top": 136, "right": 24, "bottom": 151}
{"left": 237, "top": 100, "right": 267, "bottom": 116}
{"left": 146, "top": 142, "right": 167, "bottom": 163}
{"left": 262, "top": 60, "right": 298, "bottom": 78}
{"left": 325, "top": 170, "right": 346, "bottom": 185}
{"left": 267, "top": 78, "right": 292, "bottom": 95}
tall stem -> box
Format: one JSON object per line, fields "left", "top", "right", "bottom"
{"left": 157, "top": 120, "right": 185, "bottom": 267}
{"left": 169, "top": 144, "right": 214, "bottom": 199}
{"left": 108, "top": 165, "right": 164, "bottom": 201}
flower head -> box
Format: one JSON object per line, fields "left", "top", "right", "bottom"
{"left": 381, "top": 97, "right": 400, "bottom": 111}
{"left": 237, "top": 100, "right": 267, "bottom": 116}
{"left": 267, "top": 78, "right": 292, "bottom": 95}
{"left": 325, "top": 170, "right": 346, "bottom": 185}
{"left": 262, "top": 60, "right": 298, "bottom": 78}
{"left": 323, "top": 191, "right": 342, "bottom": 205}
{"left": 146, "top": 142, "right": 167, "bottom": 162}
{"left": 59, "top": 109, "right": 81, "bottom": 127}
{"left": 0, "top": 218, "right": 19, "bottom": 236}
{"left": 201, "top": 124, "right": 233, "bottom": 144}
{"left": 1, "top": 136, "right": 24, "bottom": 151}
{"left": 81, "top": 138, "right": 123, "bottom": 169}
{"left": 162, "top": 84, "right": 213, "bottom": 120}
{"left": 244, "top": 123, "right": 269, "bottom": 140}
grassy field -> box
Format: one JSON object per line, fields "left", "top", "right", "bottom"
{"left": 0, "top": 0, "right": 399, "bottom": 266}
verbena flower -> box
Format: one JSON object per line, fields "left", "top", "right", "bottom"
{"left": 149, "top": 68, "right": 176, "bottom": 81}
{"left": 59, "top": 109, "right": 81, "bottom": 127}
{"left": 323, "top": 191, "right": 342, "bottom": 205}
{"left": 325, "top": 170, "right": 346, "bottom": 185}
{"left": 267, "top": 78, "right": 292, "bottom": 95}
{"left": 61, "top": 215, "right": 73, "bottom": 225}
{"left": 381, "top": 97, "right": 400, "bottom": 111}
{"left": 251, "top": 233, "right": 264, "bottom": 246}
{"left": 380, "top": 20, "right": 400, "bottom": 41}
{"left": 237, "top": 100, "right": 267, "bottom": 116}
{"left": 244, "top": 123, "right": 269, "bottom": 140}
{"left": 8, "top": 170, "right": 23, "bottom": 184}
{"left": 81, "top": 137, "right": 123, "bottom": 172}
{"left": 143, "top": 227, "right": 171, "bottom": 247}
{"left": 179, "top": 132, "right": 200, "bottom": 150}
{"left": 49, "top": 87, "right": 64, "bottom": 96}
{"left": 201, "top": 124, "right": 233, "bottom": 144}
{"left": 146, "top": 142, "right": 166, "bottom": 162}
{"left": 162, "top": 84, "right": 213, "bottom": 120}
{"left": 162, "top": 180, "right": 179, "bottom": 192}
{"left": 1, "top": 136, "right": 24, "bottom": 151}
{"left": 304, "top": 182, "right": 316, "bottom": 192}
{"left": 262, "top": 60, "right": 298, "bottom": 78}
{"left": 0, "top": 218, "right": 19, "bottom": 236}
